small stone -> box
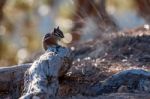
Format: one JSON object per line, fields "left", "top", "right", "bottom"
{"left": 117, "top": 85, "right": 128, "bottom": 93}
{"left": 32, "top": 96, "right": 40, "bottom": 99}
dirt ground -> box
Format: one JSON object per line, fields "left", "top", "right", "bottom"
{"left": 57, "top": 25, "right": 150, "bottom": 98}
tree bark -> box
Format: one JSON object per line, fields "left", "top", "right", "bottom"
{"left": 72, "top": 0, "right": 117, "bottom": 29}
{"left": 136, "top": 0, "right": 150, "bottom": 23}
{"left": 0, "top": 0, "right": 6, "bottom": 22}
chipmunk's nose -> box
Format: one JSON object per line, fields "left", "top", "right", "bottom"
{"left": 59, "top": 32, "right": 64, "bottom": 38}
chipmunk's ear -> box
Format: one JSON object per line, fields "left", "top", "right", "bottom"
{"left": 57, "top": 26, "right": 59, "bottom": 30}
{"left": 54, "top": 28, "right": 57, "bottom": 33}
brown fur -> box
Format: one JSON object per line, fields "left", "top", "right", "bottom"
{"left": 43, "top": 35, "right": 57, "bottom": 50}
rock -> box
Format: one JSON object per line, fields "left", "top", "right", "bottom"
{"left": 20, "top": 45, "right": 72, "bottom": 99}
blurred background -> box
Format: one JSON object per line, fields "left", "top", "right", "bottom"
{"left": 0, "top": 0, "right": 149, "bottom": 66}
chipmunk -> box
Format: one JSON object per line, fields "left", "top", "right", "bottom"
{"left": 43, "top": 26, "right": 64, "bottom": 50}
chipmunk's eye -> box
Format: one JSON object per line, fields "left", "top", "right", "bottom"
{"left": 54, "top": 30, "right": 64, "bottom": 38}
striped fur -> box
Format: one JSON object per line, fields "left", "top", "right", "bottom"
{"left": 52, "top": 26, "right": 64, "bottom": 38}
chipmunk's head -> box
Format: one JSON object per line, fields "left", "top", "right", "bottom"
{"left": 43, "top": 26, "right": 64, "bottom": 50}
{"left": 52, "top": 26, "right": 64, "bottom": 40}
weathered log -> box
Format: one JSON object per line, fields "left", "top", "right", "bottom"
{"left": 1, "top": 64, "right": 150, "bottom": 99}
{"left": 0, "top": 64, "right": 31, "bottom": 99}
{"left": 0, "top": 63, "right": 31, "bottom": 92}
